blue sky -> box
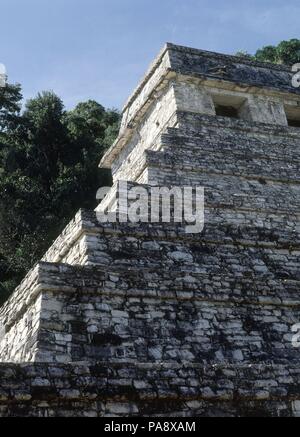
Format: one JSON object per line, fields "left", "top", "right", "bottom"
{"left": 1, "top": 0, "right": 299, "bottom": 110}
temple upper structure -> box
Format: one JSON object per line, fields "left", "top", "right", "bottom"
{"left": 101, "top": 43, "right": 300, "bottom": 177}
{"left": 0, "top": 44, "right": 299, "bottom": 417}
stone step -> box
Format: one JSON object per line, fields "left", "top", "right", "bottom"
{"left": 154, "top": 134, "right": 300, "bottom": 183}
{"left": 145, "top": 164, "right": 300, "bottom": 214}
{"left": 175, "top": 111, "right": 300, "bottom": 142}
{"left": 3, "top": 261, "right": 300, "bottom": 314}
{"left": 98, "top": 182, "right": 300, "bottom": 242}
{"left": 0, "top": 362, "right": 299, "bottom": 417}
{"left": 39, "top": 210, "right": 300, "bottom": 283}
{"left": 163, "top": 126, "right": 300, "bottom": 161}
{"left": 1, "top": 262, "right": 300, "bottom": 365}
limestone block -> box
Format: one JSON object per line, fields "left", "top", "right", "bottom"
{"left": 173, "top": 81, "right": 216, "bottom": 115}
{"left": 240, "top": 96, "right": 288, "bottom": 125}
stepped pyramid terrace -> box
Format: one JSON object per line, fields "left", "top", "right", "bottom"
{"left": 0, "top": 43, "right": 300, "bottom": 417}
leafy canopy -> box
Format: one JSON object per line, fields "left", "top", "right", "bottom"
{"left": 0, "top": 86, "right": 119, "bottom": 303}
{"left": 236, "top": 38, "right": 300, "bottom": 65}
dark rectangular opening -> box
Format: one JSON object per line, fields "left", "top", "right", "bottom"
{"left": 285, "top": 105, "right": 300, "bottom": 128}
{"left": 287, "top": 118, "right": 300, "bottom": 128}
{"left": 215, "top": 105, "right": 239, "bottom": 119}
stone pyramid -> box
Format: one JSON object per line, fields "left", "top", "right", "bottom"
{"left": 0, "top": 43, "right": 300, "bottom": 417}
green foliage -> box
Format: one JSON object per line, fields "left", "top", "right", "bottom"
{"left": 275, "top": 39, "right": 300, "bottom": 65}
{"left": 0, "top": 83, "right": 22, "bottom": 128}
{"left": 236, "top": 39, "right": 300, "bottom": 65}
{"left": 0, "top": 86, "right": 119, "bottom": 303}
{"left": 255, "top": 39, "right": 300, "bottom": 65}
{"left": 255, "top": 45, "right": 278, "bottom": 64}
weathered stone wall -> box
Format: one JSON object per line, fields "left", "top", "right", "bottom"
{"left": 0, "top": 297, "right": 41, "bottom": 363}
{"left": 0, "top": 362, "right": 300, "bottom": 417}
{"left": 35, "top": 285, "right": 300, "bottom": 365}
{"left": 166, "top": 43, "right": 300, "bottom": 96}
{"left": 111, "top": 84, "right": 178, "bottom": 183}
{"left": 0, "top": 264, "right": 44, "bottom": 363}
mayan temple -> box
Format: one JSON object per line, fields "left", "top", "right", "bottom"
{"left": 0, "top": 43, "right": 300, "bottom": 417}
